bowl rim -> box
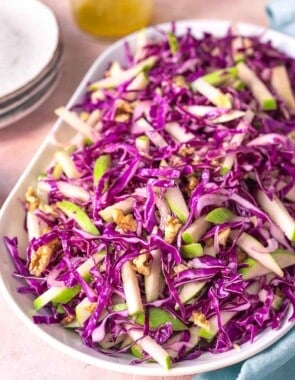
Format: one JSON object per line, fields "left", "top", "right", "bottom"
{"left": 0, "top": 19, "right": 294, "bottom": 377}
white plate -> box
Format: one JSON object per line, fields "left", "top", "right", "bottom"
{"left": 0, "top": 20, "right": 294, "bottom": 377}
{"left": 0, "top": 0, "right": 59, "bottom": 100}
{"left": 0, "top": 68, "right": 60, "bottom": 129}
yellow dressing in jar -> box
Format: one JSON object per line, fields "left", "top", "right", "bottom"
{"left": 71, "top": 0, "right": 154, "bottom": 38}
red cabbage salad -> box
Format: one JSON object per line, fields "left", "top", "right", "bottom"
{"left": 4, "top": 26, "right": 295, "bottom": 369}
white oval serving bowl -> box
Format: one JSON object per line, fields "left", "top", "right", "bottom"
{"left": 0, "top": 20, "right": 294, "bottom": 377}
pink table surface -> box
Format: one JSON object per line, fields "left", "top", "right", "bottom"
{"left": 0, "top": 1, "right": 268, "bottom": 379}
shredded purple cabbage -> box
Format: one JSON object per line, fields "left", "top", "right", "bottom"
{"left": 3, "top": 25, "right": 295, "bottom": 368}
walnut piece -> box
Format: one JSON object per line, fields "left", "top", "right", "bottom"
{"left": 60, "top": 314, "right": 75, "bottom": 326}
{"left": 25, "top": 186, "right": 39, "bottom": 211}
{"left": 173, "top": 263, "right": 188, "bottom": 274}
{"left": 218, "top": 228, "right": 231, "bottom": 246}
{"left": 178, "top": 145, "right": 195, "bottom": 157}
{"left": 173, "top": 75, "right": 189, "bottom": 88}
{"left": 29, "top": 239, "right": 59, "bottom": 277}
{"left": 111, "top": 209, "right": 137, "bottom": 233}
{"left": 84, "top": 303, "right": 97, "bottom": 313}
{"left": 192, "top": 311, "right": 210, "bottom": 330}
{"left": 187, "top": 175, "right": 199, "bottom": 192}
{"left": 132, "top": 252, "right": 151, "bottom": 276}
{"left": 114, "top": 99, "right": 133, "bottom": 122}
{"left": 237, "top": 249, "right": 248, "bottom": 264}
{"left": 164, "top": 215, "right": 181, "bottom": 244}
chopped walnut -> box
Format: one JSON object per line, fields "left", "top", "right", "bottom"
{"left": 204, "top": 237, "right": 214, "bottom": 248}
{"left": 111, "top": 209, "right": 137, "bottom": 233}
{"left": 173, "top": 263, "right": 188, "bottom": 274}
{"left": 233, "top": 343, "right": 241, "bottom": 351}
{"left": 168, "top": 155, "right": 183, "bottom": 167}
{"left": 178, "top": 145, "right": 195, "bottom": 157}
{"left": 25, "top": 186, "right": 39, "bottom": 211}
{"left": 250, "top": 216, "right": 258, "bottom": 227}
{"left": 84, "top": 303, "right": 97, "bottom": 313}
{"left": 164, "top": 215, "right": 181, "bottom": 244}
{"left": 60, "top": 314, "right": 75, "bottom": 326}
{"left": 192, "top": 311, "right": 210, "bottom": 330}
{"left": 187, "top": 175, "right": 199, "bottom": 192}
{"left": 80, "top": 111, "right": 90, "bottom": 122}
{"left": 275, "top": 288, "right": 285, "bottom": 298}
{"left": 237, "top": 249, "right": 248, "bottom": 264}
{"left": 114, "top": 99, "right": 133, "bottom": 122}
{"left": 29, "top": 239, "right": 59, "bottom": 277}
{"left": 132, "top": 252, "right": 151, "bottom": 276}
{"left": 218, "top": 228, "right": 231, "bottom": 246}
{"left": 173, "top": 75, "right": 189, "bottom": 88}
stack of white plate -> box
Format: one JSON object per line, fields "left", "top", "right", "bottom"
{"left": 0, "top": 0, "right": 62, "bottom": 128}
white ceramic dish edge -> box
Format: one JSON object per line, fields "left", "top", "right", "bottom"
{"left": 0, "top": 20, "right": 294, "bottom": 377}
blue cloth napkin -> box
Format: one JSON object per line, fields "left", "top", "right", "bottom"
{"left": 193, "top": 328, "right": 295, "bottom": 380}
{"left": 193, "top": 3, "right": 295, "bottom": 378}
{"left": 266, "top": 0, "right": 295, "bottom": 35}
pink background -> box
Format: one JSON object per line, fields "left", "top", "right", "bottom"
{"left": 0, "top": 1, "right": 268, "bottom": 379}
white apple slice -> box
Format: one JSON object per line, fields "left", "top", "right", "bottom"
{"left": 125, "top": 324, "right": 171, "bottom": 369}
{"left": 231, "top": 230, "right": 283, "bottom": 277}
{"left": 237, "top": 62, "right": 277, "bottom": 111}
{"left": 256, "top": 190, "right": 295, "bottom": 242}
{"left": 99, "top": 197, "right": 135, "bottom": 222}
{"left": 164, "top": 122, "right": 195, "bottom": 143}
{"left": 191, "top": 77, "right": 232, "bottom": 108}
{"left": 89, "top": 56, "right": 157, "bottom": 90}
{"left": 145, "top": 249, "right": 162, "bottom": 302}
{"left": 182, "top": 216, "right": 211, "bottom": 243}
{"left": 271, "top": 65, "right": 295, "bottom": 112}
{"left": 121, "top": 262, "right": 144, "bottom": 315}
{"left": 186, "top": 105, "right": 244, "bottom": 123}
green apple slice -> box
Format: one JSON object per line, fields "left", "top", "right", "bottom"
{"left": 75, "top": 297, "right": 97, "bottom": 326}
{"left": 258, "top": 289, "right": 282, "bottom": 310}
{"left": 198, "top": 310, "right": 237, "bottom": 341}
{"left": 239, "top": 249, "right": 295, "bottom": 280}
{"left": 205, "top": 207, "right": 235, "bottom": 224}
{"left": 182, "top": 216, "right": 211, "bottom": 244}
{"left": 180, "top": 243, "right": 204, "bottom": 259}
{"left": 231, "top": 231, "right": 283, "bottom": 277}
{"left": 56, "top": 200, "right": 99, "bottom": 235}
{"left": 33, "top": 251, "right": 105, "bottom": 311}
{"left": 178, "top": 281, "right": 206, "bottom": 304}
{"left": 168, "top": 32, "right": 179, "bottom": 54}
{"left": 93, "top": 154, "right": 111, "bottom": 186}
{"left": 165, "top": 186, "right": 189, "bottom": 223}
{"left": 256, "top": 190, "right": 295, "bottom": 242}
{"left": 202, "top": 67, "right": 238, "bottom": 86}
{"left": 135, "top": 307, "right": 187, "bottom": 331}
{"left": 125, "top": 324, "right": 172, "bottom": 369}
{"left": 135, "top": 135, "right": 150, "bottom": 155}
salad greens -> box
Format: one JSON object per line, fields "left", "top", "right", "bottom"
{"left": 4, "top": 25, "right": 295, "bottom": 369}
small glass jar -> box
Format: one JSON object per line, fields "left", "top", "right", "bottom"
{"left": 70, "top": 0, "right": 154, "bottom": 38}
